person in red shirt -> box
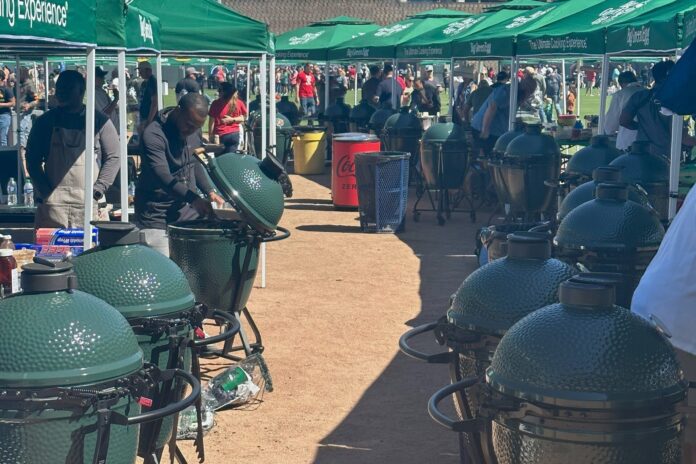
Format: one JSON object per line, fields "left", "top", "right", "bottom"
{"left": 396, "top": 70, "right": 406, "bottom": 91}
{"left": 295, "top": 63, "right": 319, "bottom": 117}
{"left": 208, "top": 82, "right": 248, "bottom": 153}
{"left": 585, "top": 67, "right": 596, "bottom": 96}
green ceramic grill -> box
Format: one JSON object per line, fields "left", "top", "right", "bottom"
{"left": 429, "top": 275, "right": 689, "bottom": 464}
{"left": 400, "top": 233, "right": 576, "bottom": 463}
{"left": 0, "top": 259, "right": 199, "bottom": 464}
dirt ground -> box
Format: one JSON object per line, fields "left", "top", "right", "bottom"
{"left": 173, "top": 172, "right": 486, "bottom": 464}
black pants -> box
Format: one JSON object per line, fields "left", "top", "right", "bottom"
{"left": 220, "top": 132, "right": 241, "bottom": 154}
{"left": 472, "top": 129, "right": 499, "bottom": 159}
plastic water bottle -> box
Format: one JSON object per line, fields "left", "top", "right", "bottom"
{"left": 6, "top": 178, "right": 17, "bottom": 206}
{"left": 23, "top": 178, "right": 33, "bottom": 207}
{"left": 128, "top": 181, "right": 136, "bottom": 205}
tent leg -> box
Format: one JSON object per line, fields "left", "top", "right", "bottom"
{"left": 246, "top": 62, "right": 251, "bottom": 103}
{"left": 668, "top": 50, "right": 683, "bottom": 221}
{"left": 508, "top": 56, "right": 519, "bottom": 131}
{"left": 15, "top": 56, "right": 23, "bottom": 194}
{"left": 43, "top": 58, "right": 50, "bottom": 111}
{"left": 118, "top": 50, "right": 129, "bottom": 222}
{"left": 156, "top": 53, "right": 163, "bottom": 111}
{"left": 449, "top": 58, "right": 455, "bottom": 118}
{"left": 598, "top": 54, "right": 610, "bottom": 135}
{"left": 84, "top": 47, "right": 96, "bottom": 250}
{"left": 576, "top": 61, "right": 581, "bottom": 117}
{"left": 260, "top": 54, "right": 268, "bottom": 289}
{"left": 354, "top": 62, "right": 359, "bottom": 106}
{"left": 392, "top": 59, "right": 397, "bottom": 110}
{"left": 561, "top": 59, "right": 567, "bottom": 114}
{"left": 270, "top": 55, "right": 277, "bottom": 157}
{"left": 668, "top": 114, "right": 682, "bottom": 221}
{"left": 326, "top": 60, "right": 331, "bottom": 111}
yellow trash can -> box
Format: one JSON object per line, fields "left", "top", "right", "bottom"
{"left": 293, "top": 128, "right": 326, "bottom": 175}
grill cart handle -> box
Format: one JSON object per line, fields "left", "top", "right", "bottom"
{"left": 398, "top": 322, "right": 451, "bottom": 364}
{"left": 122, "top": 368, "right": 200, "bottom": 426}
{"left": 193, "top": 308, "right": 242, "bottom": 348}
{"left": 428, "top": 378, "right": 485, "bottom": 433}
{"left": 262, "top": 226, "right": 291, "bottom": 243}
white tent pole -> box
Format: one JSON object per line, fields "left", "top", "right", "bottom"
{"left": 668, "top": 114, "right": 682, "bottom": 220}
{"left": 118, "top": 50, "right": 129, "bottom": 222}
{"left": 668, "top": 50, "right": 683, "bottom": 221}
{"left": 392, "top": 59, "right": 397, "bottom": 109}
{"left": 576, "top": 62, "right": 581, "bottom": 117}
{"left": 260, "top": 54, "right": 268, "bottom": 289}
{"left": 354, "top": 62, "right": 359, "bottom": 106}
{"left": 508, "top": 56, "right": 519, "bottom": 131}
{"left": 84, "top": 47, "right": 96, "bottom": 250}
{"left": 43, "top": 58, "right": 50, "bottom": 111}
{"left": 270, "top": 55, "right": 277, "bottom": 157}
{"left": 15, "top": 56, "right": 21, "bottom": 189}
{"left": 598, "top": 54, "right": 610, "bottom": 135}
{"left": 156, "top": 53, "right": 163, "bottom": 111}
{"left": 561, "top": 58, "right": 567, "bottom": 114}
{"left": 449, "top": 58, "right": 455, "bottom": 117}
{"left": 326, "top": 60, "right": 331, "bottom": 112}
{"left": 246, "top": 62, "right": 251, "bottom": 103}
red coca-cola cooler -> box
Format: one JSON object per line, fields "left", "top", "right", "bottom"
{"left": 332, "top": 133, "right": 380, "bottom": 209}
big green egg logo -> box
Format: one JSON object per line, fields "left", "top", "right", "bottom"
{"left": 592, "top": 1, "right": 651, "bottom": 25}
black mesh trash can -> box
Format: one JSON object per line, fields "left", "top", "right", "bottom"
{"left": 355, "top": 151, "right": 410, "bottom": 233}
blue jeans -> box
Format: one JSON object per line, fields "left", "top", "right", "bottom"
{"left": 0, "top": 113, "right": 10, "bottom": 146}
{"left": 300, "top": 97, "right": 316, "bottom": 117}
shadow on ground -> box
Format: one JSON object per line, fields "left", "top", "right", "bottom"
{"left": 306, "top": 172, "right": 488, "bottom": 464}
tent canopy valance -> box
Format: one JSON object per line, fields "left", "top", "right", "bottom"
{"left": 606, "top": 0, "right": 696, "bottom": 55}
{"left": 328, "top": 8, "right": 472, "bottom": 61}
{"left": 275, "top": 16, "right": 378, "bottom": 61}
{"left": 133, "top": 0, "right": 272, "bottom": 56}
{"left": 0, "top": 0, "right": 125, "bottom": 52}
{"left": 449, "top": 1, "right": 606, "bottom": 59}
{"left": 125, "top": 5, "right": 160, "bottom": 52}
{"left": 396, "top": 9, "right": 522, "bottom": 60}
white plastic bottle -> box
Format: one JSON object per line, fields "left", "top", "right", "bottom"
{"left": 23, "top": 178, "right": 34, "bottom": 207}
{"left": 6, "top": 177, "right": 17, "bottom": 206}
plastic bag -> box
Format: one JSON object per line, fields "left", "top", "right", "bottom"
{"left": 176, "top": 404, "right": 215, "bottom": 440}
{"left": 204, "top": 354, "right": 264, "bottom": 411}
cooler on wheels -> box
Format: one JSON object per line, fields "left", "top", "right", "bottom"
{"left": 331, "top": 133, "right": 380, "bottom": 209}
{"left": 355, "top": 151, "right": 410, "bottom": 233}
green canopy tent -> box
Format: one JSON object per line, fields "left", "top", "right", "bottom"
{"left": 606, "top": 0, "right": 696, "bottom": 55}
{"left": 0, "top": 0, "right": 126, "bottom": 247}
{"left": 276, "top": 16, "right": 378, "bottom": 62}
{"left": 135, "top": 0, "right": 272, "bottom": 56}
{"left": 449, "top": 1, "right": 606, "bottom": 59}
{"left": 328, "top": 9, "right": 472, "bottom": 61}
{"left": 516, "top": 0, "right": 679, "bottom": 56}
{"left": 396, "top": 10, "right": 523, "bottom": 60}
{"left": 514, "top": 0, "right": 680, "bottom": 135}
{"left": 485, "top": 0, "right": 548, "bottom": 13}
{"left": 445, "top": 1, "right": 606, "bottom": 130}
{"left": 604, "top": 0, "right": 696, "bottom": 220}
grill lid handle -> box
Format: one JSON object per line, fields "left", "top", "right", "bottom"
{"left": 21, "top": 257, "right": 78, "bottom": 293}
{"left": 559, "top": 277, "right": 615, "bottom": 309}
{"left": 91, "top": 221, "right": 143, "bottom": 247}
{"left": 506, "top": 232, "right": 551, "bottom": 260}
{"left": 594, "top": 183, "right": 628, "bottom": 201}
{"left": 592, "top": 166, "right": 622, "bottom": 183}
